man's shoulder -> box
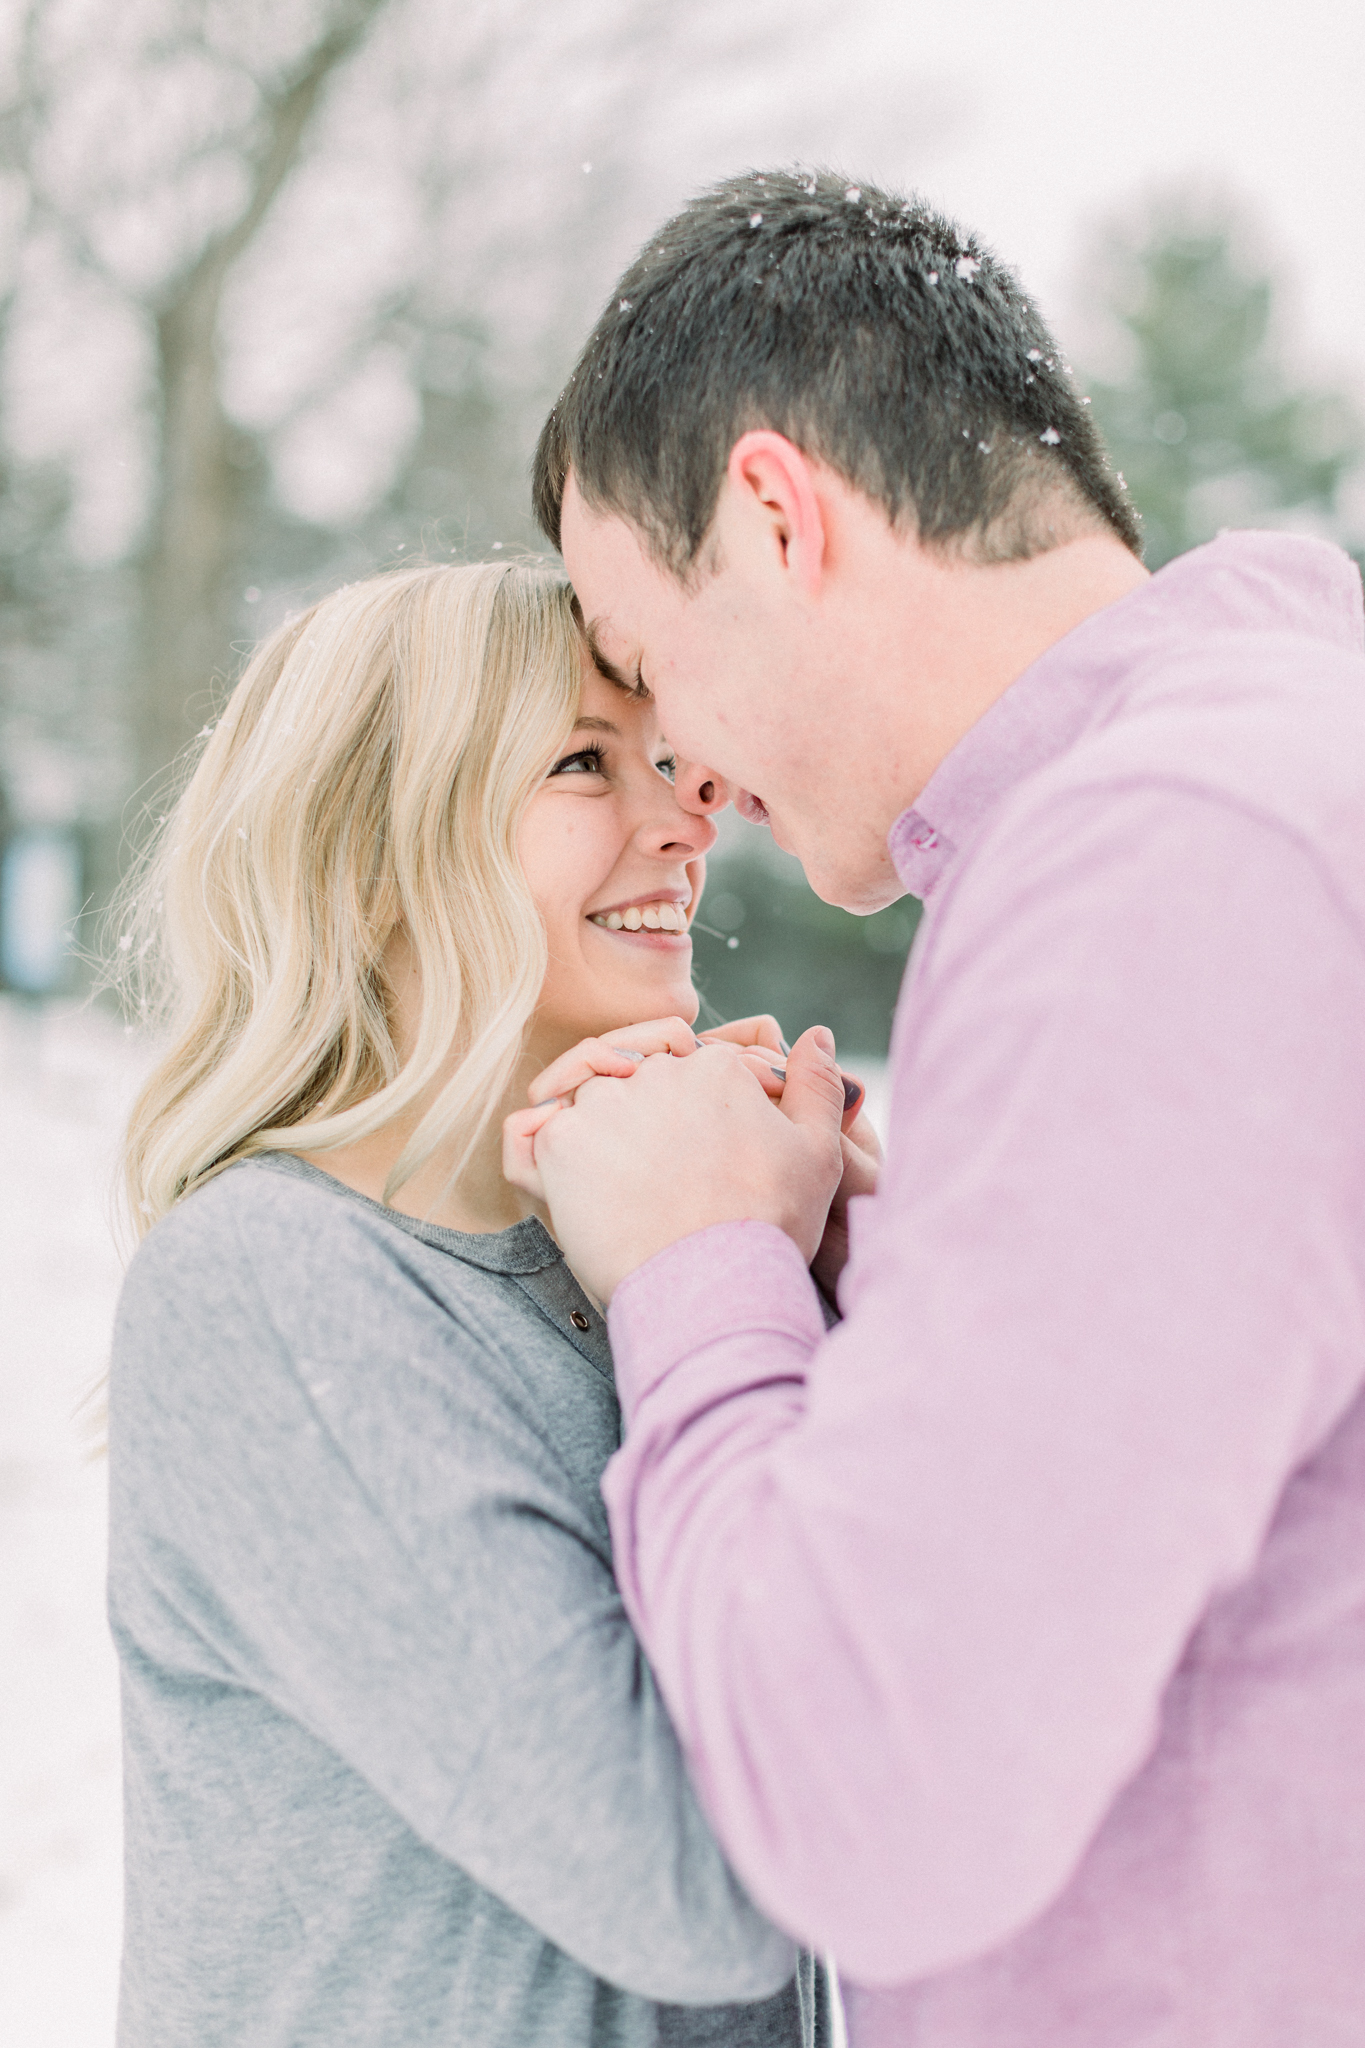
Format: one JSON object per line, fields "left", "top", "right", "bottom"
{"left": 1015, "top": 624, "right": 1365, "bottom": 887}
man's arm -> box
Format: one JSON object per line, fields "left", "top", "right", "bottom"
{"left": 585, "top": 787, "right": 1365, "bottom": 1984}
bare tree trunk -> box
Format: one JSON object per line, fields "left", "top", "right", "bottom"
{"left": 134, "top": 0, "right": 389, "bottom": 799}
{"left": 136, "top": 279, "right": 245, "bottom": 792}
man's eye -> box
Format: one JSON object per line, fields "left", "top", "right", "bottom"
{"left": 550, "top": 745, "right": 607, "bottom": 778}
{"left": 656, "top": 755, "right": 678, "bottom": 784}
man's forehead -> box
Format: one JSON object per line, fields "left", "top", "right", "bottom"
{"left": 562, "top": 470, "right": 663, "bottom": 600}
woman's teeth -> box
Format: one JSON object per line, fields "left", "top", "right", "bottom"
{"left": 589, "top": 902, "right": 688, "bottom": 932}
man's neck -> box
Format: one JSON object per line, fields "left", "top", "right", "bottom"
{"left": 892, "top": 531, "right": 1152, "bottom": 809}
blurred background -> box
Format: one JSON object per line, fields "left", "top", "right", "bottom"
{"left": 3, "top": 0, "right": 1363, "bottom": 2039}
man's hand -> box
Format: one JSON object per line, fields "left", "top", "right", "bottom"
{"left": 504, "top": 1025, "right": 847, "bottom": 1303}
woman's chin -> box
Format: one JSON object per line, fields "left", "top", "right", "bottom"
{"left": 622, "top": 976, "right": 699, "bottom": 1028}
{"left": 588, "top": 971, "right": 699, "bottom": 1033}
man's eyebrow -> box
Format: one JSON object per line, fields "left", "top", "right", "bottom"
{"left": 584, "top": 618, "right": 650, "bottom": 700}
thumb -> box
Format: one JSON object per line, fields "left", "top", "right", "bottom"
{"left": 502, "top": 1098, "right": 561, "bottom": 1197}
{"left": 778, "top": 1025, "right": 845, "bottom": 1137}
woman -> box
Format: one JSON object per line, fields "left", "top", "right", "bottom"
{"left": 107, "top": 561, "right": 838, "bottom": 2046}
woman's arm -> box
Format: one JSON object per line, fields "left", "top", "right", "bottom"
{"left": 109, "top": 1167, "right": 797, "bottom": 2006}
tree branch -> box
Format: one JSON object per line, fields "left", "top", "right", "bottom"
{"left": 161, "top": 0, "right": 392, "bottom": 311}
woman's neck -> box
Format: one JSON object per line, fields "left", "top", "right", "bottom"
{"left": 296, "top": 1045, "right": 552, "bottom": 1237}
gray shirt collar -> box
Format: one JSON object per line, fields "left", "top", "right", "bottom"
{"left": 249, "top": 1152, "right": 613, "bottom": 1382}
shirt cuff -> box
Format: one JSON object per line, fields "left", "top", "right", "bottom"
{"left": 607, "top": 1220, "right": 826, "bottom": 1425}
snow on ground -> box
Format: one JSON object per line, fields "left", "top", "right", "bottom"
{"left": 1, "top": 998, "right": 151, "bottom": 2048}
{"left": 0, "top": 996, "right": 880, "bottom": 2047}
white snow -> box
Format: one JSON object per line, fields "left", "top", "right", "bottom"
{"left": 1, "top": 998, "right": 151, "bottom": 2048}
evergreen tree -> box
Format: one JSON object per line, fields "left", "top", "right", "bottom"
{"left": 1088, "top": 208, "right": 1362, "bottom": 568}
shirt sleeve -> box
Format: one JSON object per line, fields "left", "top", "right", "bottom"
{"left": 601, "top": 783, "right": 1365, "bottom": 1985}
{"left": 110, "top": 1189, "right": 797, "bottom": 2007}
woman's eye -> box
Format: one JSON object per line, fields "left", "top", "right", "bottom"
{"left": 549, "top": 745, "right": 606, "bottom": 778}
{"left": 656, "top": 755, "right": 678, "bottom": 784}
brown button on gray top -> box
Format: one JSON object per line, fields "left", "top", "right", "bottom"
{"left": 570, "top": 1309, "right": 590, "bottom": 1331}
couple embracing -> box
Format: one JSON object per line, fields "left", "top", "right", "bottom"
{"left": 109, "top": 169, "right": 1365, "bottom": 2047}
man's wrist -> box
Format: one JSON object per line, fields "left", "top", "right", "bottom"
{"left": 606, "top": 1219, "right": 822, "bottom": 1420}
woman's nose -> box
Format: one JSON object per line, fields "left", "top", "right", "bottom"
{"left": 673, "top": 760, "right": 732, "bottom": 817}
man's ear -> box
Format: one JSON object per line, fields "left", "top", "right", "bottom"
{"left": 725, "top": 431, "right": 827, "bottom": 598}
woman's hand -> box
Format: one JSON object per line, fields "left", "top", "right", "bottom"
{"left": 507, "top": 1010, "right": 879, "bottom": 1294}
{"left": 526, "top": 1016, "right": 702, "bottom": 1107}
{"left": 811, "top": 1099, "right": 883, "bottom": 1302}
{"left": 506, "top": 1016, "right": 788, "bottom": 1197}
{"left": 696, "top": 1013, "right": 786, "bottom": 1056}
{"left": 527, "top": 1015, "right": 789, "bottom": 1111}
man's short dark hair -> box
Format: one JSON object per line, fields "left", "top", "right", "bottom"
{"left": 533, "top": 168, "right": 1142, "bottom": 576}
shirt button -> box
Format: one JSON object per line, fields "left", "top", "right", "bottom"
{"left": 570, "top": 1310, "right": 590, "bottom": 1331}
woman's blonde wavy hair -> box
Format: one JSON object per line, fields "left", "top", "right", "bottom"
{"left": 111, "top": 560, "right": 581, "bottom": 1239}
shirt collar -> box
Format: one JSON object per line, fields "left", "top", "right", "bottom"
{"left": 251, "top": 1151, "right": 562, "bottom": 1274}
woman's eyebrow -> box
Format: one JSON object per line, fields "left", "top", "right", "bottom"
{"left": 573, "top": 715, "right": 620, "bottom": 735}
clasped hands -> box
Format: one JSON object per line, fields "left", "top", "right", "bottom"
{"left": 503, "top": 1014, "right": 882, "bottom": 1305}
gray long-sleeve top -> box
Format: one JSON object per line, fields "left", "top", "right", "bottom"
{"left": 108, "top": 1152, "right": 828, "bottom": 2047}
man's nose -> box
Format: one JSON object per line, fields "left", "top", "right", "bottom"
{"left": 673, "top": 760, "right": 732, "bottom": 817}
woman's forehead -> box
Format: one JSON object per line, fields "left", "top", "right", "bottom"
{"left": 575, "top": 662, "right": 662, "bottom": 740}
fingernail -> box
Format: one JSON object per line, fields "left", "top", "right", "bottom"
{"left": 842, "top": 1076, "right": 863, "bottom": 1113}
{"left": 778, "top": 1034, "right": 792, "bottom": 1056}
{"left": 814, "top": 1026, "right": 836, "bottom": 1056}
{"left": 611, "top": 1047, "right": 645, "bottom": 1062}
{"left": 771, "top": 1066, "right": 787, "bottom": 1082}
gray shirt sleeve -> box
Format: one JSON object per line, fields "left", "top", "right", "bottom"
{"left": 110, "top": 1165, "right": 797, "bottom": 2006}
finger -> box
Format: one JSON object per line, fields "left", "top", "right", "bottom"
{"left": 502, "top": 1099, "right": 562, "bottom": 1194}
{"left": 737, "top": 1048, "right": 786, "bottom": 1098}
{"left": 698, "top": 1013, "right": 786, "bottom": 1054}
{"left": 528, "top": 1044, "right": 641, "bottom": 1106}
{"left": 689, "top": 1034, "right": 786, "bottom": 1093}
{"left": 602, "top": 1014, "right": 701, "bottom": 1057}
{"left": 778, "top": 1024, "right": 846, "bottom": 1137}
{"left": 840, "top": 1073, "right": 867, "bottom": 1132}
{"left": 527, "top": 1017, "right": 699, "bottom": 1106}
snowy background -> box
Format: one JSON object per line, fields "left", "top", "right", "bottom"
{"left": 1, "top": 1001, "right": 148, "bottom": 2046}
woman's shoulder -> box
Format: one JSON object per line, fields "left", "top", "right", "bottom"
{"left": 115, "top": 1155, "right": 579, "bottom": 1408}
{"left": 111, "top": 1154, "right": 618, "bottom": 1521}
{"left": 128, "top": 1153, "right": 393, "bottom": 1287}
{"left": 118, "top": 1155, "right": 489, "bottom": 1360}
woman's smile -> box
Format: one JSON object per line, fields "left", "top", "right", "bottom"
{"left": 587, "top": 891, "right": 694, "bottom": 942}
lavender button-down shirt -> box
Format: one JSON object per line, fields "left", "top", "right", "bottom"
{"left": 602, "top": 534, "right": 1365, "bottom": 2046}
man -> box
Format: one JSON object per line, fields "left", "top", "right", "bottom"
{"left": 507, "top": 169, "right": 1365, "bottom": 2044}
